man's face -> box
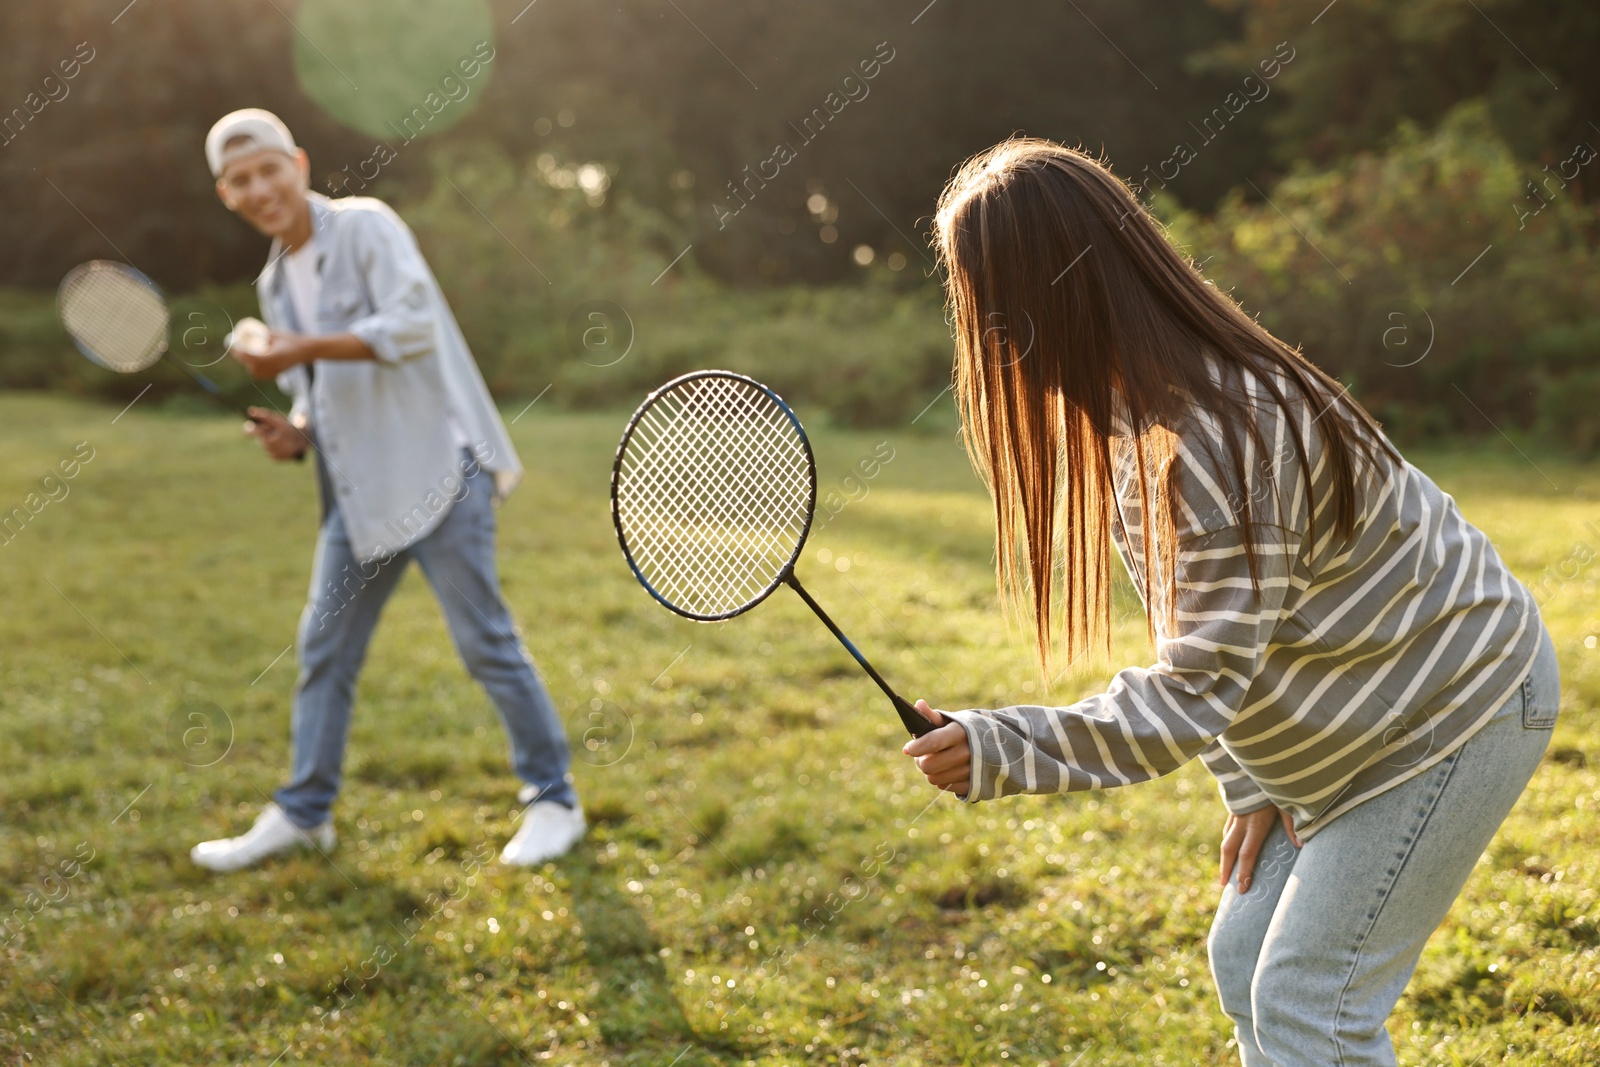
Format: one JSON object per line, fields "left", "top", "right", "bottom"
{"left": 215, "top": 148, "right": 310, "bottom": 239}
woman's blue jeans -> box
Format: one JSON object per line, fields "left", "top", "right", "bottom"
{"left": 274, "top": 457, "right": 577, "bottom": 828}
{"left": 1207, "top": 625, "right": 1560, "bottom": 1066}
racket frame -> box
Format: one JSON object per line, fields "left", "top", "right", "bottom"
{"left": 611, "top": 369, "right": 817, "bottom": 622}
{"left": 610, "top": 369, "right": 935, "bottom": 737}
{"left": 57, "top": 260, "right": 169, "bottom": 374}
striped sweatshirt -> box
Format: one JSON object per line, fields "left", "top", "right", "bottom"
{"left": 946, "top": 359, "right": 1544, "bottom": 839}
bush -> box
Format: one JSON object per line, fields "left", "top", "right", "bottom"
{"left": 0, "top": 289, "right": 67, "bottom": 390}
{"left": 405, "top": 142, "right": 953, "bottom": 426}
{"left": 0, "top": 280, "right": 278, "bottom": 411}
{"left": 13, "top": 113, "right": 1596, "bottom": 441}
{"left": 1158, "top": 101, "right": 1600, "bottom": 450}
{"left": 0, "top": 143, "right": 954, "bottom": 428}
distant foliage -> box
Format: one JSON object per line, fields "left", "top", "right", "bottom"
{"left": 8, "top": 113, "right": 1600, "bottom": 440}
{"left": 405, "top": 144, "right": 954, "bottom": 427}
{"left": 1, "top": 144, "right": 955, "bottom": 429}
{"left": 1201, "top": 0, "right": 1600, "bottom": 167}
{"left": 0, "top": 0, "right": 1268, "bottom": 290}
{"left": 0, "top": 281, "right": 262, "bottom": 412}
{"left": 1161, "top": 103, "right": 1600, "bottom": 451}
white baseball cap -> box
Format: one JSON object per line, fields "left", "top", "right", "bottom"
{"left": 205, "top": 108, "right": 298, "bottom": 177}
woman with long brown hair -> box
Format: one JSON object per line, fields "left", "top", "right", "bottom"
{"left": 903, "top": 138, "right": 1559, "bottom": 1066}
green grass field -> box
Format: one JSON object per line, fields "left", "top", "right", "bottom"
{"left": 1, "top": 394, "right": 1596, "bottom": 1065}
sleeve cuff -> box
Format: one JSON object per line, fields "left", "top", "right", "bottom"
{"left": 943, "top": 709, "right": 991, "bottom": 805}
{"left": 348, "top": 318, "right": 403, "bottom": 364}
{"left": 1218, "top": 777, "right": 1273, "bottom": 813}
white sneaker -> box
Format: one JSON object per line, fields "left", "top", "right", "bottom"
{"left": 190, "top": 803, "right": 335, "bottom": 872}
{"left": 499, "top": 800, "right": 586, "bottom": 866}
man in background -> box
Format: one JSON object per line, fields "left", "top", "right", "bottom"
{"left": 189, "top": 108, "right": 585, "bottom": 871}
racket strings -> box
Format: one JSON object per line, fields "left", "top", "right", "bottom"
{"left": 621, "top": 395, "right": 804, "bottom": 605}
{"left": 616, "top": 376, "right": 812, "bottom": 617}
{"left": 58, "top": 263, "right": 168, "bottom": 373}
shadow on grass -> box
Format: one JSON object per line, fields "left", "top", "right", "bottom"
{"left": 565, "top": 858, "right": 741, "bottom": 1063}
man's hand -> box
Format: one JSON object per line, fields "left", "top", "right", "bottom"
{"left": 231, "top": 328, "right": 314, "bottom": 379}
{"left": 1218, "top": 804, "right": 1302, "bottom": 894}
{"left": 903, "top": 700, "right": 971, "bottom": 797}
{"left": 244, "top": 407, "right": 309, "bottom": 461}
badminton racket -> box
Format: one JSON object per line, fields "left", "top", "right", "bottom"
{"left": 611, "top": 369, "right": 935, "bottom": 738}
{"left": 57, "top": 260, "right": 261, "bottom": 422}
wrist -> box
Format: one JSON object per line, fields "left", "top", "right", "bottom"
{"left": 300, "top": 333, "right": 369, "bottom": 363}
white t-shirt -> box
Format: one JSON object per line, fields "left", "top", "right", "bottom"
{"left": 282, "top": 235, "right": 321, "bottom": 334}
{"left": 281, "top": 234, "right": 469, "bottom": 450}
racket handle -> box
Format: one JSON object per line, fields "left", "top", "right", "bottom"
{"left": 161, "top": 353, "right": 261, "bottom": 421}
{"left": 192, "top": 370, "right": 260, "bottom": 422}
{"left": 891, "top": 693, "right": 938, "bottom": 738}
{"left": 784, "top": 574, "right": 937, "bottom": 738}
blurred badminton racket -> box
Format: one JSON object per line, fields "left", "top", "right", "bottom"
{"left": 57, "top": 260, "right": 262, "bottom": 422}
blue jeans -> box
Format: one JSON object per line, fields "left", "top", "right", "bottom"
{"left": 1207, "top": 625, "right": 1560, "bottom": 1066}
{"left": 274, "top": 454, "right": 577, "bottom": 827}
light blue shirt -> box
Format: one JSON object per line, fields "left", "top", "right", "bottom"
{"left": 256, "top": 192, "right": 523, "bottom": 563}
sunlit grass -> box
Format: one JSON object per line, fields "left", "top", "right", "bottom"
{"left": 1, "top": 394, "right": 1595, "bottom": 1064}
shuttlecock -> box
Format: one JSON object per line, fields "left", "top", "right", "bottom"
{"left": 227, "top": 317, "right": 271, "bottom": 356}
